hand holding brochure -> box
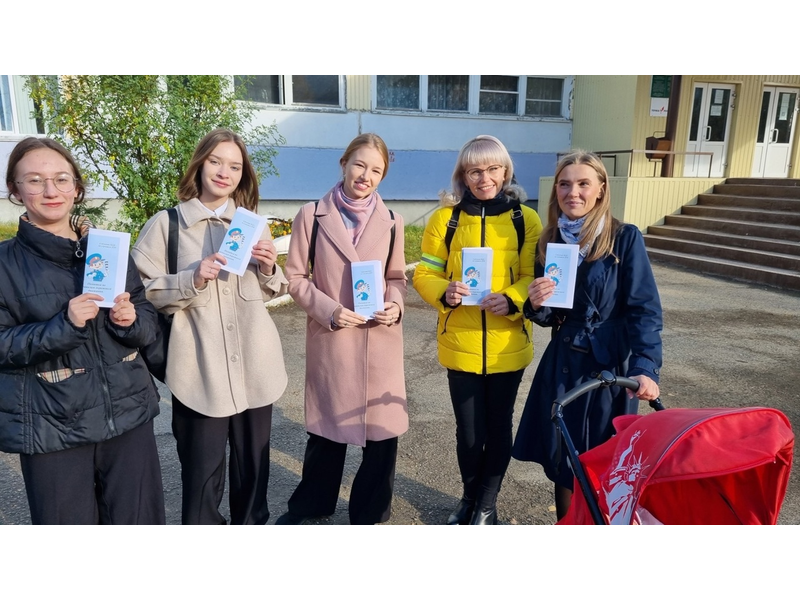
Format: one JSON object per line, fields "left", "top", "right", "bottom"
{"left": 461, "top": 247, "right": 493, "bottom": 306}
{"left": 351, "top": 260, "right": 384, "bottom": 319}
{"left": 83, "top": 229, "right": 131, "bottom": 308}
{"left": 542, "top": 243, "right": 579, "bottom": 309}
{"left": 218, "top": 207, "right": 269, "bottom": 276}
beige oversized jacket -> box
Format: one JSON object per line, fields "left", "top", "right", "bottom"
{"left": 132, "top": 198, "right": 288, "bottom": 417}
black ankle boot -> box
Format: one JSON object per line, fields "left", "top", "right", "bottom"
{"left": 446, "top": 496, "right": 475, "bottom": 525}
{"left": 469, "top": 505, "right": 498, "bottom": 525}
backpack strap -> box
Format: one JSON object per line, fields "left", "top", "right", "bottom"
{"left": 166, "top": 207, "right": 178, "bottom": 274}
{"left": 308, "top": 201, "right": 320, "bottom": 275}
{"left": 511, "top": 205, "right": 525, "bottom": 254}
{"left": 444, "top": 205, "right": 461, "bottom": 255}
{"left": 385, "top": 210, "right": 396, "bottom": 278}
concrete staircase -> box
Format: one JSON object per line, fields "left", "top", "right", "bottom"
{"left": 644, "top": 178, "right": 800, "bottom": 291}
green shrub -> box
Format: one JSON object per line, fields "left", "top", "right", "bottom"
{"left": 0, "top": 222, "right": 17, "bottom": 241}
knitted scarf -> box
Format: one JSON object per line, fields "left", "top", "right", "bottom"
{"left": 332, "top": 181, "right": 378, "bottom": 246}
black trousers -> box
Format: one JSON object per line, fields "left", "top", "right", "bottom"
{"left": 287, "top": 432, "right": 398, "bottom": 525}
{"left": 19, "top": 420, "right": 165, "bottom": 525}
{"left": 172, "top": 397, "right": 273, "bottom": 525}
{"left": 447, "top": 369, "right": 525, "bottom": 508}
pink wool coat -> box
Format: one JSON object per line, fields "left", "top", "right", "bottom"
{"left": 285, "top": 189, "right": 408, "bottom": 447}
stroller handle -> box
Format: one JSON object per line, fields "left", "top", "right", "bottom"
{"left": 551, "top": 371, "right": 664, "bottom": 421}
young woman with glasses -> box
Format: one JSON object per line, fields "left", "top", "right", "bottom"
{"left": 413, "top": 135, "right": 543, "bottom": 524}
{"left": 0, "top": 137, "right": 165, "bottom": 524}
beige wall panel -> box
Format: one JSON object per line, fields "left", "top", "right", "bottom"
{"left": 345, "top": 75, "right": 370, "bottom": 111}
{"left": 624, "top": 178, "right": 724, "bottom": 230}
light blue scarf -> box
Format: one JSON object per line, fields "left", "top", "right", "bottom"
{"left": 558, "top": 214, "right": 604, "bottom": 265}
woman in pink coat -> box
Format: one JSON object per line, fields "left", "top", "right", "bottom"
{"left": 278, "top": 133, "right": 408, "bottom": 525}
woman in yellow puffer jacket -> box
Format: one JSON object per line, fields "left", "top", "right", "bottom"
{"left": 413, "top": 135, "right": 542, "bottom": 524}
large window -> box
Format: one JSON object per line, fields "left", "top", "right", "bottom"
{"left": 374, "top": 75, "right": 569, "bottom": 118}
{"left": 1, "top": 75, "right": 46, "bottom": 135}
{"left": 235, "top": 75, "right": 343, "bottom": 108}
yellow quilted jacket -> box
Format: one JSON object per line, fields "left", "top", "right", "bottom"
{"left": 413, "top": 202, "right": 542, "bottom": 374}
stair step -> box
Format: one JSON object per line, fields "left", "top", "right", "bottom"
{"left": 646, "top": 248, "right": 800, "bottom": 291}
{"left": 698, "top": 193, "right": 800, "bottom": 212}
{"left": 725, "top": 178, "right": 800, "bottom": 187}
{"left": 682, "top": 204, "right": 800, "bottom": 226}
{"left": 664, "top": 214, "right": 800, "bottom": 241}
{"left": 714, "top": 184, "right": 800, "bottom": 199}
{"left": 646, "top": 225, "right": 800, "bottom": 257}
{"left": 644, "top": 236, "right": 800, "bottom": 271}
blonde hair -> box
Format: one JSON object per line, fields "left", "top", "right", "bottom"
{"left": 537, "top": 150, "right": 620, "bottom": 265}
{"left": 439, "top": 135, "right": 526, "bottom": 206}
{"left": 340, "top": 133, "right": 390, "bottom": 180}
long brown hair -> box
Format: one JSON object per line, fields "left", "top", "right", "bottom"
{"left": 6, "top": 137, "right": 86, "bottom": 205}
{"left": 177, "top": 128, "right": 259, "bottom": 211}
{"left": 537, "top": 150, "right": 620, "bottom": 265}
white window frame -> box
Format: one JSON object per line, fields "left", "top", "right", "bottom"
{"left": 234, "top": 75, "right": 345, "bottom": 110}
{"left": 372, "top": 75, "right": 572, "bottom": 120}
{"left": 0, "top": 75, "right": 45, "bottom": 138}
{"left": 1, "top": 75, "right": 20, "bottom": 134}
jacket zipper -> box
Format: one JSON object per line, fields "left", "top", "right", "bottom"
{"left": 481, "top": 205, "right": 487, "bottom": 375}
{"left": 441, "top": 270, "right": 454, "bottom": 334}
{"left": 91, "top": 325, "right": 117, "bottom": 437}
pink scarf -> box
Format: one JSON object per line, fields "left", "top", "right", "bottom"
{"left": 332, "top": 181, "right": 378, "bottom": 246}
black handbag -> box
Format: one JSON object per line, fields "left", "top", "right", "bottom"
{"left": 140, "top": 207, "right": 178, "bottom": 383}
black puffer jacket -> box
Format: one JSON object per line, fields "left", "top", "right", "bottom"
{"left": 0, "top": 217, "right": 160, "bottom": 455}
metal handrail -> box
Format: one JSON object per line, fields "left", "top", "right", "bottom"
{"left": 559, "top": 149, "right": 715, "bottom": 178}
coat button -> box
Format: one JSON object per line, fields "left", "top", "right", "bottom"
{"left": 227, "top": 323, "right": 234, "bottom": 331}
{"left": 231, "top": 354, "right": 239, "bottom": 362}
{"left": 563, "top": 336, "right": 570, "bottom": 343}
{"left": 223, "top": 287, "right": 231, "bottom": 295}
{"left": 562, "top": 367, "right": 569, "bottom": 374}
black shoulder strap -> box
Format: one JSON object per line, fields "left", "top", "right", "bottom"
{"left": 308, "top": 201, "right": 320, "bottom": 274}
{"left": 444, "top": 206, "right": 461, "bottom": 254}
{"left": 511, "top": 205, "right": 525, "bottom": 254}
{"left": 385, "top": 210, "right": 396, "bottom": 278}
{"left": 167, "top": 207, "right": 179, "bottom": 275}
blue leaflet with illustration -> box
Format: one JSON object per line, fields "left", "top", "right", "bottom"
{"left": 218, "top": 207, "right": 269, "bottom": 276}
{"left": 461, "top": 247, "right": 493, "bottom": 305}
{"left": 351, "top": 260, "right": 384, "bottom": 318}
{"left": 542, "top": 242, "right": 579, "bottom": 309}
{"left": 83, "top": 229, "right": 131, "bottom": 308}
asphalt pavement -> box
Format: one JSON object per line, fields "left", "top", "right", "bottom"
{"left": 1, "top": 261, "right": 799, "bottom": 525}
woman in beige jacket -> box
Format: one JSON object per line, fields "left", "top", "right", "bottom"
{"left": 132, "top": 128, "right": 288, "bottom": 525}
{"left": 277, "top": 133, "right": 407, "bottom": 525}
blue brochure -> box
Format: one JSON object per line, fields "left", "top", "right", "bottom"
{"left": 461, "top": 247, "right": 493, "bottom": 305}
{"left": 218, "top": 207, "right": 269, "bottom": 276}
{"left": 351, "top": 260, "right": 384, "bottom": 319}
{"left": 83, "top": 229, "right": 131, "bottom": 308}
{"left": 542, "top": 242, "right": 579, "bottom": 309}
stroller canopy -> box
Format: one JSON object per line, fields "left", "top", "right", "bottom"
{"left": 560, "top": 407, "right": 794, "bottom": 525}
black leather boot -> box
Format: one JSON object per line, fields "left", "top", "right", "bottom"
{"left": 446, "top": 496, "right": 475, "bottom": 525}
{"left": 469, "top": 505, "right": 498, "bottom": 525}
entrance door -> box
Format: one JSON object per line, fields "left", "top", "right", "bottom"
{"left": 684, "top": 83, "right": 735, "bottom": 177}
{"left": 751, "top": 87, "right": 798, "bottom": 177}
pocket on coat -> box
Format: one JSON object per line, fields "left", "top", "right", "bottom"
{"left": 31, "top": 368, "right": 97, "bottom": 428}
{"left": 236, "top": 269, "right": 265, "bottom": 302}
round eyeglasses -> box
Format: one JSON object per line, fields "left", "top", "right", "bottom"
{"left": 16, "top": 174, "right": 77, "bottom": 195}
{"left": 466, "top": 165, "right": 505, "bottom": 183}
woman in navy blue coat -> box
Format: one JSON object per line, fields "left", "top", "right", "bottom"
{"left": 512, "top": 151, "right": 662, "bottom": 520}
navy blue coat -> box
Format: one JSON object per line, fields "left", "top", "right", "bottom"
{"left": 512, "top": 223, "right": 662, "bottom": 489}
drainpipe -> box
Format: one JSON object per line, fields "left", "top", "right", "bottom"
{"left": 661, "top": 76, "right": 682, "bottom": 178}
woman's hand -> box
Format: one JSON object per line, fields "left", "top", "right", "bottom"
{"left": 109, "top": 292, "right": 136, "bottom": 327}
{"left": 67, "top": 293, "right": 103, "bottom": 328}
{"left": 480, "top": 293, "right": 509, "bottom": 316}
{"left": 374, "top": 302, "right": 401, "bottom": 326}
{"left": 333, "top": 306, "right": 368, "bottom": 328}
{"left": 193, "top": 253, "right": 226, "bottom": 289}
{"left": 628, "top": 375, "right": 660, "bottom": 401}
{"left": 528, "top": 277, "right": 556, "bottom": 310}
{"left": 445, "top": 281, "right": 470, "bottom": 307}
{"left": 252, "top": 239, "right": 277, "bottom": 276}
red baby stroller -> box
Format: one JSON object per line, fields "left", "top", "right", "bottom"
{"left": 554, "top": 371, "right": 795, "bottom": 525}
